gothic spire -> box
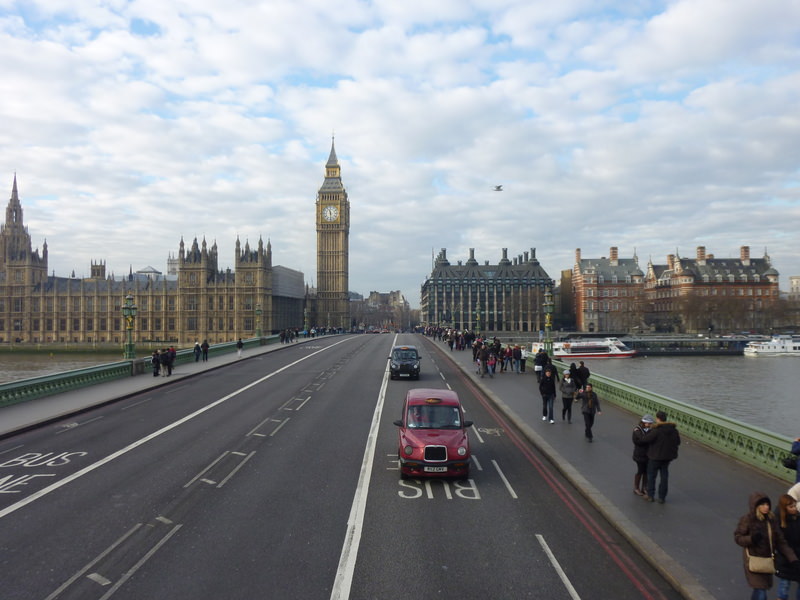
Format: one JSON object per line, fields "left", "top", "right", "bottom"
{"left": 326, "top": 136, "right": 338, "bottom": 168}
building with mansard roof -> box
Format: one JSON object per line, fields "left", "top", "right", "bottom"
{"left": 0, "top": 174, "right": 305, "bottom": 346}
{"left": 572, "top": 247, "right": 645, "bottom": 332}
{"left": 644, "top": 245, "right": 779, "bottom": 333}
{"left": 571, "top": 245, "right": 780, "bottom": 333}
{"left": 421, "top": 247, "right": 554, "bottom": 333}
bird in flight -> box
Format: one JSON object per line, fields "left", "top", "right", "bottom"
{"left": 493, "top": 185, "right": 503, "bottom": 191}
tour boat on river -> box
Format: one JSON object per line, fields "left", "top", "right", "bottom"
{"left": 743, "top": 335, "right": 800, "bottom": 356}
{"left": 531, "top": 337, "right": 637, "bottom": 359}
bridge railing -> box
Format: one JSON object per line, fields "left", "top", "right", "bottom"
{"left": 552, "top": 360, "right": 796, "bottom": 482}
{"left": 0, "top": 335, "right": 280, "bottom": 408}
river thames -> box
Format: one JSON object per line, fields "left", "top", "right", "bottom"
{"left": 0, "top": 351, "right": 796, "bottom": 437}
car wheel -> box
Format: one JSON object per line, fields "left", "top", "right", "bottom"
{"left": 400, "top": 471, "right": 408, "bottom": 480}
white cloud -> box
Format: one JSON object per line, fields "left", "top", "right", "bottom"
{"left": 0, "top": 0, "right": 798, "bottom": 308}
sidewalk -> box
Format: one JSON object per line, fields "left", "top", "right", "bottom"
{"left": 0, "top": 342, "right": 292, "bottom": 438}
{"left": 429, "top": 338, "right": 790, "bottom": 600}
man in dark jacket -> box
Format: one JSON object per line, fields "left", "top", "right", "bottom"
{"left": 539, "top": 366, "right": 558, "bottom": 423}
{"left": 641, "top": 410, "right": 681, "bottom": 503}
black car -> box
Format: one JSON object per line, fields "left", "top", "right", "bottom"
{"left": 389, "top": 345, "right": 421, "bottom": 380}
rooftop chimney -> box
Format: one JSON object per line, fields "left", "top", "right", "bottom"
{"left": 696, "top": 246, "right": 706, "bottom": 265}
{"left": 740, "top": 246, "right": 750, "bottom": 266}
{"left": 610, "top": 247, "right": 618, "bottom": 266}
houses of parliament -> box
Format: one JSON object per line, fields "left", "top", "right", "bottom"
{"left": 0, "top": 141, "right": 352, "bottom": 346}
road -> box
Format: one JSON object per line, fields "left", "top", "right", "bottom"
{"left": 0, "top": 334, "right": 683, "bottom": 599}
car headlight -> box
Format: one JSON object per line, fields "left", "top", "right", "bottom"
{"left": 404, "top": 445, "right": 414, "bottom": 456}
{"left": 413, "top": 362, "right": 420, "bottom": 368}
{"left": 457, "top": 446, "right": 467, "bottom": 456}
{"left": 391, "top": 362, "right": 399, "bottom": 369}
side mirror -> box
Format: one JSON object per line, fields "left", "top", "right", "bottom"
{"left": 393, "top": 419, "right": 403, "bottom": 427}
{"left": 464, "top": 420, "right": 474, "bottom": 428}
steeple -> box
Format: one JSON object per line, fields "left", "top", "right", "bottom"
{"left": 323, "top": 137, "right": 342, "bottom": 184}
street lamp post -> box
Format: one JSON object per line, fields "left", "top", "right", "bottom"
{"left": 543, "top": 287, "right": 554, "bottom": 355}
{"left": 255, "top": 303, "right": 263, "bottom": 338}
{"left": 121, "top": 294, "right": 138, "bottom": 359}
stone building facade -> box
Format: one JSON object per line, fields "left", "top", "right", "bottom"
{"left": 644, "top": 245, "right": 779, "bottom": 333}
{"left": 0, "top": 175, "right": 305, "bottom": 346}
{"left": 572, "top": 247, "right": 645, "bottom": 332}
{"left": 572, "top": 245, "right": 780, "bottom": 333}
{"left": 314, "top": 139, "right": 350, "bottom": 331}
{"left": 421, "top": 247, "right": 554, "bottom": 333}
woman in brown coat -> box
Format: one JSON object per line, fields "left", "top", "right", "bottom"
{"left": 735, "top": 492, "right": 799, "bottom": 600}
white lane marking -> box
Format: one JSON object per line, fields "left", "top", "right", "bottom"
{"left": 217, "top": 451, "right": 256, "bottom": 488}
{"left": 184, "top": 452, "right": 230, "bottom": 489}
{"left": 87, "top": 572, "right": 112, "bottom": 586}
{"left": 329, "top": 354, "right": 390, "bottom": 600}
{"left": 536, "top": 534, "right": 582, "bottom": 599}
{"left": 55, "top": 416, "right": 104, "bottom": 434}
{"left": 471, "top": 454, "right": 483, "bottom": 471}
{"left": 492, "top": 459, "right": 518, "bottom": 499}
{"left": 44, "top": 524, "right": 143, "bottom": 600}
{"left": 97, "top": 524, "right": 183, "bottom": 600}
{"left": 0, "top": 337, "right": 356, "bottom": 520}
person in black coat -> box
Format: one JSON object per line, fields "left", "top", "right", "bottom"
{"left": 735, "top": 492, "right": 799, "bottom": 600}
{"left": 632, "top": 415, "right": 654, "bottom": 496}
{"left": 775, "top": 494, "right": 800, "bottom": 600}
{"left": 641, "top": 410, "right": 680, "bottom": 503}
{"left": 539, "top": 366, "right": 558, "bottom": 423}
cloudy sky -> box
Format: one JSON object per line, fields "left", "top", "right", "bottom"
{"left": 2, "top": 0, "right": 798, "bottom": 308}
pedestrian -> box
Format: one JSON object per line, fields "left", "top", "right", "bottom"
{"left": 734, "top": 492, "right": 799, "bottom": 600}
{"left": 641, "top": 410, "right": 680, "bottom": 503}
{"left": 151, "top": 350, "right": 160, "bottom": 377}
{"left": 775, "top": 494, "right": 800, "bottom": 600}
{"left": 577, "top": 360, "right": 590, "bottom": 388}
{"left": 478, "top": 344, "right": 489, "bottom": 378}
{"left": 201, "top": 339, "right": 210, "bottom": 361}
{"left": 790, "top": 437, "right": 800, "bottom": 484}
{"left": 237, "top": 338, "right": 244, "bottom": 357}
{"left": 632, "top": 415, "right": 655, "bottom": 496}
{"left": 569, "top": 362, "right": 583, "bottom": 390}
{"left": 168, "top": 346, "right": 176, "bottom": 375}
{"left": 512, "top": 345, "right": 522, "bottom": 373}
{"left": 559, "top": 369, "right": 577, "bottom": 423}
{"left": 534, "top": 348, "right": 548, "bottom": 382}
{"left": 576, "top": 382, "right": 601, "bottom": 441}
{"left": 161, "top": 348, "right": 169, "bottom": 377}
{"left": 519, "top": 346, "right": 527, "bottom": 373}
{"left": 539, "top": 366, "right": 558, "bottom": 423}
{"left": 487, "top": 351, "right": 497, "bottom": 378}
{"left": 193, "top": 341, "right": 201, "bottom": 362}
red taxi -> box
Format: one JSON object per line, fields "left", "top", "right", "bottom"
{"left": 393, "top": 388, "right": 473, "bottom": 480}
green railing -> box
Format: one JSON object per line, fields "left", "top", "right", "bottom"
{"left": 0, "top": 362, "right": 132, "bottom": 408}
{"left": 1, "top": 335, "right": 281, "bottom": 408}
{"left": 552, "top": 360, "right": 796, "bottom": 482}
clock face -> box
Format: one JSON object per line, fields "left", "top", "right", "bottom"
{"left": 323, "top": 205, "right": 339, "bottom": 221}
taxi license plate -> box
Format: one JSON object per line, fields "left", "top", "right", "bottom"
{"left": 424, "top": 466, "right": 447, "bottom": 473}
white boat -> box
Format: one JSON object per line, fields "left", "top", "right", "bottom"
{"left": 743, "top": 335, "right": 800, "bottom": 356}
{"left": 531, "top": 337, "right": 637, "bottom": 359}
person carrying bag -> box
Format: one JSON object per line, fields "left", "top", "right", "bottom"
{"left": 735, "top": 492, "right": 800, "bottom": 600}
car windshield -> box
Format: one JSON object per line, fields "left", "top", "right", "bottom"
{"left": 406, "top": 405, "right": 461, "bottom": 429}
{"left": 393, "top": 350, "right": 417, "bottom": 360}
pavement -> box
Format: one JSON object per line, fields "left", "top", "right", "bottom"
{"left": 1, "top": 335, "right": 792, "bottom": 599}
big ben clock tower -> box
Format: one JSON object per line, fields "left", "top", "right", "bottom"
{"left": 315, "top": 138, "right": 350, "bottom": 330}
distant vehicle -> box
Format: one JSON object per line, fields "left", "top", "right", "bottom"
{"left": 393, "top": 388, "right": 472, "bottom": 480}
{"left": 389, "top": 345, "right": 421, "bottom": 379}
{"left": 744, "top": 335, "right": 800, "bottom": 356}
{"left": 530, "top": 337, "right": 637, "bottom": 359}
